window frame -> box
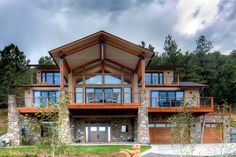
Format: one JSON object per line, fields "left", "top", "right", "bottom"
{"left": 41, "top": 71, "right": 60, "bottom": 85}
{"left": 145, "top": 72, "right": 164, "bottom": 84}
{"left": 150, "top": 90, "right": 184, "bottom": 107}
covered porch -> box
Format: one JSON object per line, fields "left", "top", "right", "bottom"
{"left": 49, "top": 31, "right": 154, "bottom": 107}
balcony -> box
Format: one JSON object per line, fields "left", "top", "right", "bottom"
{"left": 16, "top": 96, "right": 59, "bottom": 113}
{"left": 69, "top": 91, "right": 139, "bottom": 110}
{"left": 148, "top": 97, "right": 214, "bottom": 113}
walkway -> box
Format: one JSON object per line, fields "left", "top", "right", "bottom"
{"left": 142, "top": 143, "right": 236, "bottom": 157}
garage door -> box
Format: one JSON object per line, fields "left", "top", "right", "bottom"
{"left": 203, "top": 123, "right": 223, "bottom": 143}
{"left": 149, "top": 123, "right": 190, "bottom": 144}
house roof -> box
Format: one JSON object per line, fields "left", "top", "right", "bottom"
{"left": 146, "top": 65, "right": 184, "bottom": 70}
{"left": 179, "top": 81, "right": 208, "bottom": 87}
{"left": 49, "top": 30, "right": 155, "bottom": 76}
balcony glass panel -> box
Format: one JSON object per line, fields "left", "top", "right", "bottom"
{"left": 76, "top": 88, "right": 83, "bottom": 103}
{"left": 151, "top": 91, "right": 159, "bottom": 107}
{"left": 124, "top": 88, "right": 131, "bottom": 103}
{"left": 47, "top": 73, "right": 53, "bottom": 84}
{"left": 33, "top": 91, "right": 41, "bottom": 107}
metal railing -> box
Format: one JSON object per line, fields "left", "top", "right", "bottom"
{"left": 149, "top": 96, "right": 213, "bottom": 108}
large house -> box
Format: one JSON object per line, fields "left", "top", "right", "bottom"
{"left": 9, "top": 31, "right": 230, "bottom": 145}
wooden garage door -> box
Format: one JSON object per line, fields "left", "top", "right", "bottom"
{"left": 149, "top": 125, "right": 172, "bottom": 144}
{"left": 203, "top": 123, "right": 223, "bottom": 143}
{"left": 149, "top": 123, "right": 190, "bottom": 144}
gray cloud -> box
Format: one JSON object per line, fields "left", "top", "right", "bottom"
{"left": 0, "top": 0, "right": 235, "bottom": 63}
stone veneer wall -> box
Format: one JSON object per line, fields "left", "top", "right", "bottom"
{"left": 7, "top": 95, "right": 20, "bottom": 146}
{"left": 137, "top": 90, "right": 150, "bottom": 144}
{"left": 58, "top": 90, "right": 72, "bottom": 144}
{"left": 71, "top": 117, "right": 135, "bottom": 143}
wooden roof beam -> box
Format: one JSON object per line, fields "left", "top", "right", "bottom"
{"left": 105, "top": 58, "right": 133, "bottom": 72}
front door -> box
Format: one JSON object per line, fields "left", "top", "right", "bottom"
{"left": 88, "top": 124, "right": 108, "bottom": 142}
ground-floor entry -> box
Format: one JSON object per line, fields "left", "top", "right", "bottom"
{"left": 86, "top": 124, "right": 110, "bottom": 142}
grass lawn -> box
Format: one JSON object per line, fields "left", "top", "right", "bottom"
{"left": 0, "top": 145, "right": 151, "bottom": 157}
{"left": 0, "top": 109, "right": 7, "bottom": 135}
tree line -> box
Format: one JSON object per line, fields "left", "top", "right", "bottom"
{"left": 141, "top": 35, "right": 236, "bottom": 105}
{"left": 0, "top": 35, "right": 235, "bottom": 108}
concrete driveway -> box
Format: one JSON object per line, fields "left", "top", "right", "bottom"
{"left": 142, "top": 143, "right": 236, "bottom": 157}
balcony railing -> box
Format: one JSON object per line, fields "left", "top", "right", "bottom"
{"left": 149, "top": 96, "right": 213, "bottom": 108}
{"left": 16, "top": 96, "right": 58, "bottom": 108}
{"left": 74, "top": 92, "right": 140, "bottom": 104}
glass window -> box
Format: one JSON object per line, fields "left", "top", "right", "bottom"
{"left": 113, "top": 88, "right": 121, "bottom": 103}
{"left": 159, "top": 92, "right": 167, "bottom": 107}
{"left": 47, "top": 73, "right": 53, "bottom": 84}
{"left": 85, "top": 74, "right": 102, "bottom": 84}
{"left": 33, "top": 91, "right": 58, "bottom": 107}
{"left": 124, "top": 88, "right": 131, "bottom": 103}
{"left": 41, "top": 72, "right": 46, "bottom": 83}
{"left": 33, "top": 91, "right": 41, "bottom": 107}
{"left": 90, "top": 127, "right": 97, "bottom": 132}
{"left": 145, "top": 73, "right": 151, "bottom": 84}
{"left": 54, "top": 72, "right": 60, "bottom": 84}
{"left": 156, "top": 124, "right": 166, "bottom": 127}
{"left": 121, "top": 125, "right": 128, "bottom": 132}
{"left": 76, "top": 88, "right": 83, "bottom": 103}
{"left": 151, "top": 91, "right": 159, "bottom": 107}
{"left": 145, "top": 73, "right": 163, "bottom": 84}
{"left": 104, "top": 74, "right": 121, "bottom": 84}
{"left": 99, "top": 126, "right": 106, "bottom": 131}
{"left": 152, "top": 73, "right": 159, "bottom": 84}
{"left": 159, "top": 73, "right": 163, "bottom": 84}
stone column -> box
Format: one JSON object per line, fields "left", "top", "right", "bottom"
{"left": 137, "top": 90, "right": 150, "bottom": 144}
{"left": 58, "top": 90, "right": 72, "bottom": 144}
{"left": 8, "top": 95, "right": 20, "bottom": 146}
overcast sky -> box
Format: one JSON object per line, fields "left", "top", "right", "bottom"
{"left": 0, "top": 0, "right": 236, "bottom": 63}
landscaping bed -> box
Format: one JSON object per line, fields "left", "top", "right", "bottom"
{"left": 0, "top": 145, "right": 151, "bottom": 157}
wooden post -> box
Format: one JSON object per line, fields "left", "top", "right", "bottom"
{"left": 60, "top": 58, "right": 65, "bottom": 89}
{"left": 140, "top": 57, "right": 145, "bottom": 90}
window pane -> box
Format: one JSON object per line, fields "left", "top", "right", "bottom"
{"left": 33, "top": 91, "right": 41, "bottom": 107}
{"left": 124, "top": 88, "right": 131, "bottom": 103}
{"left": 54, "top": 72, "right": 60, "bottom": 84}
{"left": 76, "top": 88, "right": 83, "bottom": 103}
{"left": 113, "top": 88, "right": 121, "bottom": 103}
{"left": 99, "top": 126, "right": 106, "bottom": 131}
{"left": 85, "top": 74, "right": 102, "bottom": 84}
{"left": 41, "top": 92, "right": 48, "bottom": 107}
{"left": 47, "top": 73, "right": 53, "bottom": 84}
{"left": 86, "top": 88, "right": 94, "bottom": 103}
{"left": 41, "top": 72, "right": 46, "bottom": 84}
{"left": 151, "top": 91, "right": 159, "bottom": 107}
{"left": 159, "top": 92, "right": 167, "bottom": 107}
{"left": 49, "top": 91, "right": 57, "bottom": 106}
{"left": 90, "top": 127, "right": 97, "bottom": 132}
{"left": 152, "top": 73, "right": 159, "bottom": 84}
{"left": 159, "top": 73, "right": 163, "bottom": 84}
{"left": 104, "top": 74, "right": 121, "bottom": 84}
{"left": 145, "top": 73, "right": 151, "bottom": 84}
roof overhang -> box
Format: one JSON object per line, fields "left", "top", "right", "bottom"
{"left": 49, "top": 31, "right": 154, "bottom": 75}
